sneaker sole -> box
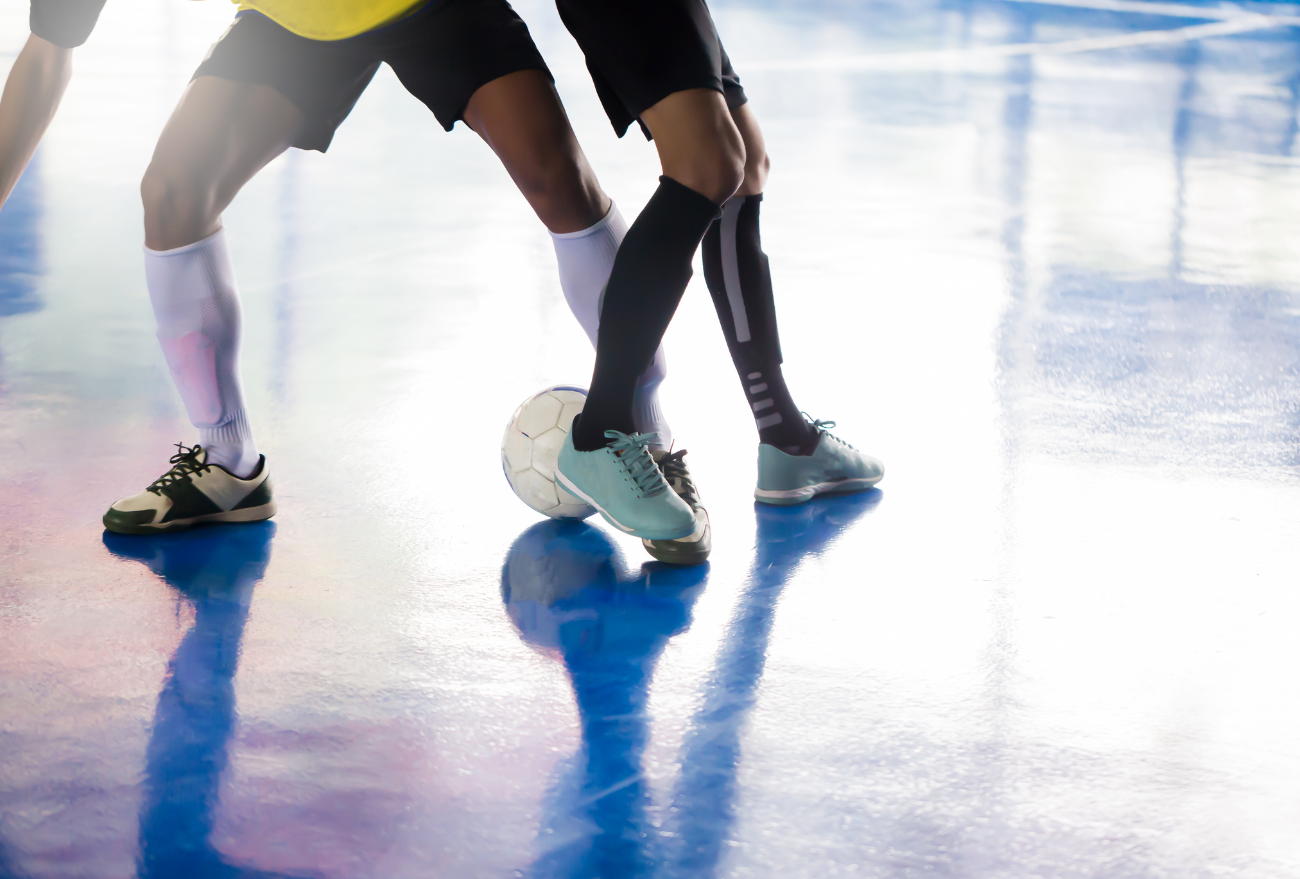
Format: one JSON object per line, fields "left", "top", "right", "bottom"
{"left": 555, "top": 469, "right": 695, "bottom": 541}
{"left": 754, "top": 477, "right": 881, "bottom": 506}
{"left": 102, "top": 502, "right": 277, "bottom": 535}
{"left": 643, "top": 521, "right": 711, "bottom": 565}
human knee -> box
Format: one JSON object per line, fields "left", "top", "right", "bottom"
{"left": 741, "top": 146, "right": 770, "bottom": 196}
{"left": 706, "top": 130, "right": 747, "bottom": 202}
{"left": 670, "top": 139, "right": 745, "bottom": 205}
{"left": 140, "top": 162, "right": 218, "bottom": 247}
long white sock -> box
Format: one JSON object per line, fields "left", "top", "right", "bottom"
{"left": 144, "top": 229, "right": 260, "bottom": 478}
{"left": 551, "top": 202, "right": 673, "bottom": 449}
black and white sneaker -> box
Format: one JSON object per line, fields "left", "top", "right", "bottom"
{"left": 103, "top": 443, "right": 276, "bottom": 535}
{"left": 642, "top": 448, "right": 711, "bottom": 566}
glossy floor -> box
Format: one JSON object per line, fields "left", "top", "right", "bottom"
{"left": 2, "top": 1, "right": 1299, "bottom": 877}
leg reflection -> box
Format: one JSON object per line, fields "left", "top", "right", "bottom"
{"left": 103, "top": 523, "right": 305, "bottom": 879}
{"left": 502, "top": 521, "right": 709, "bottom": 879}
{"left": 664, "top": 491, "right": 882, "bottom": 877}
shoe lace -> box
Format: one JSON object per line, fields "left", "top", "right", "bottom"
{"left": 604, "top": 430, "right": 669, "bottom": 498}
{"left": 147, "top": 443, "right": 210, "bottom": 495}
{"left": 803, "top": 413, "right": 857, "bottom": 450}
{"left": 657, "top": 448, "right": 699, "bottom": 506}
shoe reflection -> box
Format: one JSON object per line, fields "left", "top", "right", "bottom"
{"left": 662, "top": 490, "right": 882, "bottom": 878}
{"left": 502, "top": 520, "right": 710, "bottom": 879}
{"left": 102, "top": 522, "right": 306, "bottom": 879}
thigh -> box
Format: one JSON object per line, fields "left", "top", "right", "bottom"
{"left": 149, "top": 75, "right": 302, "bottom": 192}
{"left": 555, "top": 0, "right": 729, "bottom": 139}
{"left": 638, "top": 86, "right": 744, "bottom": 202}
{"left": 144, "top": 76, "right": 302, "bottom": 248}
{"left": 382, "top": 0, "right": 551, "bottom": 132}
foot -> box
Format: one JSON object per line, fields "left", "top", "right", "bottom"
{"left": 754, "top": 418, "right": 883, "bottom": 506}
{"left": 642, "top": 448, "right": 711, "bottom": 565}
{"left": 556, "top": 427, "right": 695, "bottom": 541}
{"left": 103, "top": 443, "right": 276, "bottom": 535}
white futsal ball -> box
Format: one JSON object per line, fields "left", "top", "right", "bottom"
{"left": 501, "top": 386, "right": 596, "bottom": 520}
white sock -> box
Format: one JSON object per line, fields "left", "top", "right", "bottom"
{"left": 551, "top": 202, "right": 673, "bottom": 449}
{"left": 144, "top": 229, "right": 260, "bottom": 478}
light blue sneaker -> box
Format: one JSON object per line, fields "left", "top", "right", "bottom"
{"left": 755, "top": 417, "right": 884, "bottom": 506}
{"left": 557, "top": 428, "right": 696, "bottom": 540}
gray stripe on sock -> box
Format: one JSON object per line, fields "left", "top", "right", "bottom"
{"left": 748, "top": 371, "right": 762, "bottom": 380}
{"left": 748, "top": 382, "right": 768, "bottom": 394}
{"left": 752, "top": 398, "right": 775, "bottom": 412}
{"left": 720, "top": 198, "right": 751, "bottom": 343}
{"left": 756, "top": 413, "right": 784, "bottom": 429}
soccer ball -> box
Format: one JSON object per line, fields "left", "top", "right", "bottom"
{"left": 502, "top": 386, "right": 596, "bottom": 520}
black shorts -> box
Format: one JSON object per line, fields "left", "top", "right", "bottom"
{"left": 554, "top": 0, "right": 747, "bottom": 140}
{"left": 30, "top": 0, "right": 107, "bottom": 49}
{"left": 193, "top": 0, "right": 551, "bottom": 152}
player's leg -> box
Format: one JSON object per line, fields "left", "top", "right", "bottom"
{"left": 461, "top": 68, "right": 674, "bottom": 446}
{"left": 541, "top": 0, "right": 749, "bottom": 540}
{"left": 463, "top": 66, "right": 700, "bottom": 559}
{"left": 105, "top": 15, "right": 377, "bottom": 534}
{"left": 462, "top": 69, "right": 606, "bottom": 234}
{"left": 141, "top": 78, "right": 302, "bottom": 251}
{"left": 551, "top": 0, "right": 747, "bottom": 452}
{"left": 0, "top": 35, "right": 70, "bottom": 210}
{"left": 0, "top": 0, "right": 106, "bottom": 210}
{"left": 702, "top": 93, "right": 884, "bottom": 504}
{"left": 569, "top": 87, "right": 744, "bottom": 453}
{"left": 699, "top": 100, "right": 814, "bottom": 452}
{"left": 137, "top": 75, "right": 301, "bottom": 484}
{"left": 104, "top": 76, "right": 299, "bottom": 534}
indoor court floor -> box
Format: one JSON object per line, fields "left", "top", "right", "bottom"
{"left": 2, "top": 0, "right": 1299, "bottom": 876}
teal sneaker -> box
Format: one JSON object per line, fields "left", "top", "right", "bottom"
{"left": 755, "top": 418, "right": 883, "bottom": 506}
{"left": 557, "top": 428, "right": 696, "bottom": 540}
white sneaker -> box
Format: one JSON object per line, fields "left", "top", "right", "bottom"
{"left": 103, "top": 443, "right": 276, "bottom": 534}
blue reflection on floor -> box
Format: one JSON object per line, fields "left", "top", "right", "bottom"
{"left": 504, "top": 523, "right": 707, "bottom": 878}
{"left": 505, "top": 493, "right": 879, "bottom": 879}
{"left": 102, "top": 525, "right": 300, "bottom": 879}
{"left": 0, "top": 152, "right": 43, "bottom": 318}
{"left": 662, "top": 494, "right": 879, "bottom": 879}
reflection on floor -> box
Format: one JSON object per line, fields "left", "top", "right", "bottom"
{"left": 2, "top": 1, "right": 1298, "bottom": 877}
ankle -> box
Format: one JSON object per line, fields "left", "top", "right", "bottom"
{"left": 203, "top": 442, "right": 259, "bottom": 478}
{"left": 759, "top": 419, "right": 817, "bottom": 456}
{"left": 570, "top": 413, "right": 607, "bottom": 452}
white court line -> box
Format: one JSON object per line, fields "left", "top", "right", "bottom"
{"left": 1001, "top": 0, "right": 1253, "bottom": 21}
{"left": 741, "top": 14, "right": 1288, "bottom": 72}
{"left": 240, "top": 240, "right": 436, "bottom": 294}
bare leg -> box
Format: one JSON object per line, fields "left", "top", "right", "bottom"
{"left": 462, "top": 69, "right": 608, "bottom": 234}
{"left": 137, "top": 76, "right": 303, "bottom": 477}
{"left": 0, "top": 34, "right": 72, "bottom": 210}
{"left": 731, "top": 102, "right": 770, "bottom": 197}
{"left": 142, "top": 76, "right": 303, "bottom": 250}
{"left": 640, "top": 88, "right": 746, "bottom": 204}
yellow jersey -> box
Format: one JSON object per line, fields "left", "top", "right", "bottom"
{"left": 234, "top": 0, "right": 427, "bottom": 41}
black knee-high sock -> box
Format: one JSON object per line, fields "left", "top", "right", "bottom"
{"left": 573, "top": 177, "right": 720, "bottom": 451}
{"left": 702, "top": 194, "right": 816, "bottom": 453}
